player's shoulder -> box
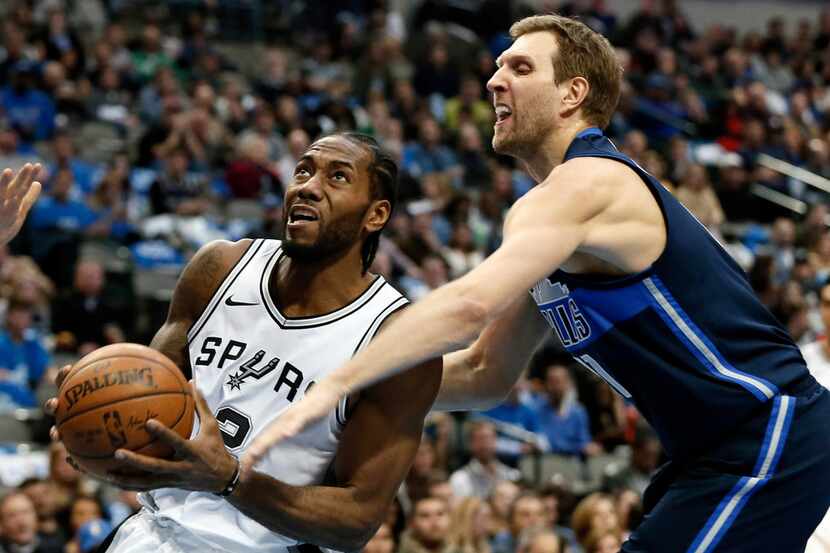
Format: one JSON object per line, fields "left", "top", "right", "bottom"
{"left": 189, "top": 239, "right": 254, "bottom": 273}
{"left": 552, "top": 156, "right": 640, "bottom": 193}
{"left": 174, "top": 239, "right": 255, "bottom": 314}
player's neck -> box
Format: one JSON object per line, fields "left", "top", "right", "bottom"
{"left": 523, "top": 122, "right": 592, "bottom": 183}
{"left": 273, "top": 247, "right": 374, "bottom": 318}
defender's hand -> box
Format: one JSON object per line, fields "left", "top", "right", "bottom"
{"left": 240, "top": 378, "right": 347, "bottom": 480}
{"left": 0, "top": 164, "right": 42, "bottom": 246}
{"left": 105, "top": 383, "right": 237, "bottom": 493}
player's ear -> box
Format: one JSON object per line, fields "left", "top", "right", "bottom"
{"left": 364, "top": 199, "right": 391, "bottom": 233}
{"left": 559, "top": 76, "right": 590, "bottom": 119}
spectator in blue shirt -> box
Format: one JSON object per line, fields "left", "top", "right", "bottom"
{"left": 481, "top": 381, "right": 548, "bottom": 465}
{"left": 47, "top": 133, "right": 102, "bottom": 197}
{"left": 0, "top": 299, "right": 50, "bottom": 412}
{"left": 30, "top": 168, "right": 101, "bottom": 234}
{"left": 534, "top": 364, "right": 601, "bottom": 457}
{"left": 402, "top": 118, "right": 460, "bottom": 181}
{"left": 0, "top": 61, "right": 56, "bottom": 143}
{"left": 30, "top": 167, "right": 107, "bottom": 287}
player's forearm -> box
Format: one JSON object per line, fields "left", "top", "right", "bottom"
{"left": 436, "top": 347, "right": 521, "bottom": 411}
{"left": 435, "top": 297, "right": 547, "bottom": 411}
{"left": 334, "top": 283, "right": 488, "bottom": 397}
{"left": 228, "top": 472, "right": 380, "bottom": 550}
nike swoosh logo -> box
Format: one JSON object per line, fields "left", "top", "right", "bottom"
{"left": 225, "top": 296, "right": 259, "bottom": 307}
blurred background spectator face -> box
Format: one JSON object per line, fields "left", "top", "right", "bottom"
{"left": 545, "top": 365, "right": 573, "bottom": 405}
{"left": 0, "top": 493, "right": 38, "bottom": 547}
{"left": 5, "top": 301, "right": 33, "bottom": 337}
{"left": 20, "top": 479, "right": 59, "bottom": 527}
{"left": 69, "top": 497, "right": 102, "bottom": 536}
{"left": 427, "top": 472, "right": 455, "bottom": 507}
{"left": 409, "top": 497, "right": 451, "bottom": 548}
{"left": 51, "top": 168, "right": 74, "bottom": 202}
{"left": 572, "top": 493, "right": 619, "bottom": 547}
{"left": 509, "top": 494, "right": 545, "bottom": 538}
{"left": 74, "top": 261, "right": 105, "bottom": 299}
{"left": 412, "top": 436, "right": 436, "bottom": 477}
{"left": 490, "top": 480, "right": 520, "bottom": 532}
{"left": 469, "top": 421, "right": 498, "bottom": 464}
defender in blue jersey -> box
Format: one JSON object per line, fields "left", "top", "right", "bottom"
{"left": 245, "top": 15, "right": 830, "bottom": 552}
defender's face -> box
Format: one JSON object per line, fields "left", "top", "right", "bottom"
{"left": 487, "top": 32, "right": 562, "bottom": 158}
{"left": 282, "top": 136, "right": 375, "bottom": 262}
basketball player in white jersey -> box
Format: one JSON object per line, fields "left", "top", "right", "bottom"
{"left": 45, "top": 133, "right": 442, "bottom": 552}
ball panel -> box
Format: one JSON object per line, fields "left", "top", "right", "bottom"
{"left": 60, "top": 392, "right": 188, "bottom": 460}
{"left": 55, "top": 356, "right": 187, "bottom": 423}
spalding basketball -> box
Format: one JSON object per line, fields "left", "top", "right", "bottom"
{"left": 55, "top": 343, "right": 195, "bottom": 477}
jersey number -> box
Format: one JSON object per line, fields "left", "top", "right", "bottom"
{"left": 576, "top": 354, "right": 632, "bottom": 398}
{"left": 215, "top": 406, "right": 252, "bottom": 449}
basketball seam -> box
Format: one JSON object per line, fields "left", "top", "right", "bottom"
{"left": 67, "top": 390, "right": 192, "bottom": 459}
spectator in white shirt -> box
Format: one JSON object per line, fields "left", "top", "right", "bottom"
{"left": 449, "top": 421, "right": 520, "bottom": 500}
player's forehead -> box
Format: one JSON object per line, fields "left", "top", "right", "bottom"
{"left": 300, "top": 136, "right": 370, "bottom": 172}
{"left": 495, "top": 32, "right": 558, "bottom": 68}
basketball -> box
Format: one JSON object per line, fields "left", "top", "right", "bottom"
{"left": 54, "top": 343, "right": 195, "bottom": 478}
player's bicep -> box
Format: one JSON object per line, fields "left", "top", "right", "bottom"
{"left": 333, "top": 356, "right": 442, "bottom": 509}
{"left": 149, "top": 320, "right": 192, "bottom": 380}
{"left": 456, "top": 176, "right": 611, "bottom": 319}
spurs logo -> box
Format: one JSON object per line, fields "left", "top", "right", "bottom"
{"left": 226, "top": 350, "right": 280, "bottom": 390}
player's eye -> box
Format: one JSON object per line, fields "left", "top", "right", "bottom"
{"left": 516, "top": 64, "right": 531, "bottom": 75}
{"left": 331, "top": 171, "right": 349, "bottom": 183}
{"left": 294, "top": 167, "right": 311, "bottom": 179}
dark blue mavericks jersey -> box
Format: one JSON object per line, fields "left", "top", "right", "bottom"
{"left": 531, "top": 128, "right": 816, "bottom": 461}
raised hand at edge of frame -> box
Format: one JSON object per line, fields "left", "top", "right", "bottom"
{"left": 0, "top": 163, "right": 42, "bottom": 246}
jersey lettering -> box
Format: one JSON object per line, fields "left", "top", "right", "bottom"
{"left": 194, "top": 336, "right": 222, "bottom": 366}
{"left": 274, "top": 363, "right": 303, "bottom": 401}
{"left": 531, "top": 280, "right": 591, "bottom": 347}
{"left": 218, "top": 340, "right": 247, "bottom": 369}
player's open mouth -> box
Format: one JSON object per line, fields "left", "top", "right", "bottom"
{"left": 287, "top": 205, "right": 320, "bottom": 227}
{"left": 495, "top": 104, "right": 512, "bottom": 125}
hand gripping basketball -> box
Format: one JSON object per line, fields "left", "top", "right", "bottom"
{"left": 240, "top": 378, "right": 347, "bottom": 480}
{"left": 47, "top": 368, "right": 237, "bottom": 493}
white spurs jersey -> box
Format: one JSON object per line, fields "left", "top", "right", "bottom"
{"left": 140, "top": 239, "right": 408, "bottom": 552}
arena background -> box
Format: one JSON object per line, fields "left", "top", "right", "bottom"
{"left": 0, "top": 0, "right": 829, "bottom": 552}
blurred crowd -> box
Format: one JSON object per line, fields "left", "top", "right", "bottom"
{"left": 1, "top": 0, "right": 830, "bottom": 551}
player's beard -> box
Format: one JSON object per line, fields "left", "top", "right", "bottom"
{"left": 493, "top": 97, "right": 556, "bottom": 160}
{"left": 282, "top": 207, "right": 365, "bottom": 265}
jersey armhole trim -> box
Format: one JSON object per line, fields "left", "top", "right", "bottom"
{"left": 336, "top": 296, "right": 410, "bottom": 427}
{"left": 186, "top": 239, "right": 264, "bottom": 344}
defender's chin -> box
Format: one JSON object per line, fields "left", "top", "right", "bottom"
{"left": 492, "top": 132, "right": 514, "bottom": 156}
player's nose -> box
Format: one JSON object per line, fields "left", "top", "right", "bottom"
{"left": 486, "top": 67, "right": 507, "bottom": 94}
{"left": 296, "top": 174, "right": 324, "bottom": 201}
